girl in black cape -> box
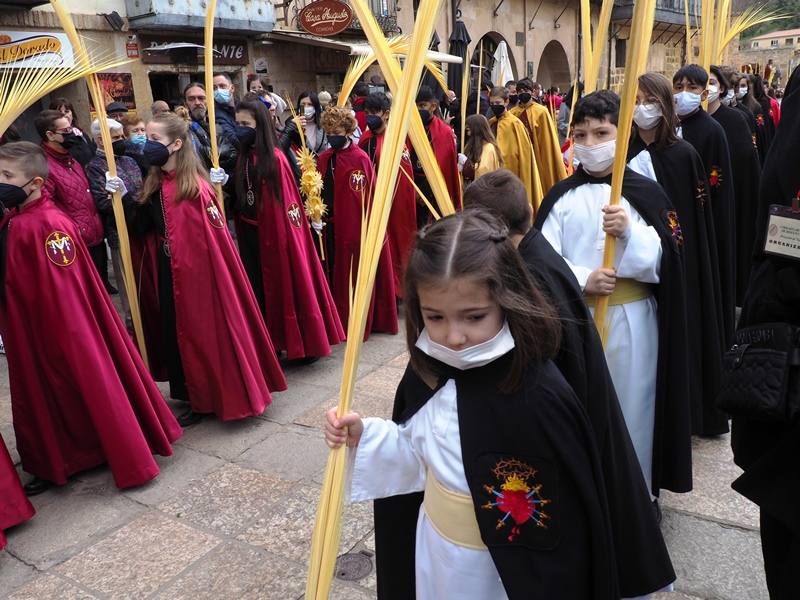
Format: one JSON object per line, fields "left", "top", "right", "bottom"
{"left": 325, "top": 210, "right": 674, "bottom": 599}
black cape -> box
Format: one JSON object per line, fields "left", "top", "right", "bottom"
{"left": 533, "top": 166, "right": 693, "bottom": 495}
{"left": 732, "top": 65, "right": 800, "bottom": 539}
{"left": 628, "top": 136, "right": 728, "bottom": 436}
{"left": 711, "top": 105, "right": 762, "bottom": 305}
{"left": 679, "top": 109, "right": 736, "bottom": 346}
{"left": 373, "top": 354, "right": 675, "bottom": 600}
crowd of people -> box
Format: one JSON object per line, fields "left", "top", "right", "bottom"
{"left": 0, "top": 60, "right": 797, "bottom": 600}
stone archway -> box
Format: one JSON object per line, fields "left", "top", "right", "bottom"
{"left": 537, "top": 40, "right": 571, "bottom": 91}
{"left": 470, "top": 32, "right": 518, "bottom": 87}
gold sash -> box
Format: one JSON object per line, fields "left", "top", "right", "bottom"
{"left": 423, "top": 471, "right": 486, "bottom": 550}
{"left": 584, "top": 277, "right": 654, "bottom": 307}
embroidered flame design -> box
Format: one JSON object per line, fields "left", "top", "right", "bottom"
{"left": 482, "top": 458, "right": 550, "bottom": 542}
{"left": 709, "top": 166, "right": 721, "bottom": 188}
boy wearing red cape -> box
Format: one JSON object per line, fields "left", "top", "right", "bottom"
{"left": 317, "top": 106, "right": 398, "bottom": 337}
{"left": 359, "top": 92, "right": 417, "bottom": 297}
{"left": 231, "top": 98, "right": 345, "bottom": 360}
{"left": 0, "top": 142, "right": 182, "bottom": 495}
{"left": 131, "top": 114, "right": 287, "bottom": 427}
{"left": 1, "top": 433, "right": 34, "bottom": 548}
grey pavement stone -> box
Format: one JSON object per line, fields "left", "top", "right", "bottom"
{"left": 158, "top": 463, "right": 293, "bottom": 537}
{"left": 0, "top": 422, "right": 17, "bottom": 465}
{"left": 329, "top": 580, "right": 377, "bottom": 599}
{"left": 357, "top": 333, "right": 407, "bottom": 366}
{"left": 0, "top": 552, "right": 37, "bottom": 597}
{"left": 662, "top": 509, "right": 767, "bottom": 600}
{"left": 294, "top": 390, "right": 394, "bottom": 430}
{"left": 53, "top": 512, "right": 219, "bottom": 599}
{"left": 236, "top": 429, "right": 331, "bottom": 482}
{"left": 5, "top": 574, "right": 98, "bottom": 600}
{"left": 261, "top": 380, "right": 341, "bottom": 426}
{"left": 176, "top": 416, "right": 281, "bottom": 461}
{"left": 282, "top": 353, "right": 381, "bottom": 389}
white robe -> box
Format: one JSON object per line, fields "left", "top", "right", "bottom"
{"left": 540, "top": 182, "right": 662, "bottom": 496}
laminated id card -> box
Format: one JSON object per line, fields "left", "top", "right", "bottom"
{"left": 764, "top": 204, "right": 800, "bottom": 261}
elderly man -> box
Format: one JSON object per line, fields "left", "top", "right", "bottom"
{"left": 86, "top": 118, "right": 143, "bottom": 313}
{"left": 151, "top": 100, "right": 170, "bottom": 117}
{"left": 105, "top": 101, "right": 128, "bottom": 123}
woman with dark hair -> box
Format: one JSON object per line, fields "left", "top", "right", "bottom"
{"left": 628, "top": 71, "right": 727, "bottom": 438}
{"left": 462, "top": 114, "right": 503, "bottom": 184}
{"left": 752, "top": 74, "right": 777, "bottom": 139}
{"left": 279, "top": 91, "right": 328, "bottom": 155}
{"left": 737, "top": 74, "right": 773, "bottom": 163}
{"left": 232, "top": 98, "right": 344, "bottom": 361}
{"left": 49, "top": 97, "right": 95, "bottom": 165}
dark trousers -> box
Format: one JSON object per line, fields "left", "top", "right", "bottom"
{"left": 157, "top": 244, "right": 189, "bottom": 402}
{"left": 88, "top": 242, "right": 109, "bottom": 285}
{"left": 760, "top": 510, "right": 800, "bottom": 599}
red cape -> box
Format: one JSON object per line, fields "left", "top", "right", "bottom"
{"left": 238, "top": 149, "right": 345, "bottom": 359}
{"left": 0, "top": 433, "right": 34, "bottom": 549}
{"left": 162, "top": 174, "right": 287, "bottom": 420}
{"left": 317, "top": 143, "right": 398, "bottom": 336}
{"left": 0, "top": 195, "right": 181, "bottom": 488}
{"left": 416, "top": 116, "right": 462, "bottom": 210}
{"left": 359, "top": 130, "right": 417, "bottom": 297}
{"left": 130, "top": 233, "right": 169, "bottom": 381}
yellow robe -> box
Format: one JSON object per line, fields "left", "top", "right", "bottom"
{"left": 474, "top": 142, "right": 502, "bottom": 179}
{"left": 511, "top": 101, "right": 567, "bottom": 196}
{"left": 489, "top": 111, "right": 543, "bottom": 208}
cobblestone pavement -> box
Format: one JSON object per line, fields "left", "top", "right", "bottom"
{"left": 0, "top": 328, "right": 767, "bottom": 599}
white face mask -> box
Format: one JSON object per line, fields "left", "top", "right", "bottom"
{"left": 722, "top": 89, "right": 735, "bottom": 105}
{"left": 574, "top": 138, "right": 617, "bottom": 174}
{"left": 736, "top": 86, "right": 748, "bottom": 99}
{"left": 415, "top": 321, "right": 515, "bottom": 371}
{"left": 633, "top": 103, "right": 663, "bottom": 130}
{"left": 674, "top": 91, "right": 703, "bottom": 116}
{"left": 707, "top": 84, "right": 720, "bottom": 103}
{"left": 304, "top": 106, "right": 315, "bottom": 119}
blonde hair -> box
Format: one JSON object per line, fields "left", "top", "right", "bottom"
{"left": 174, "top": 105, "right": 191, "bottom": 123}
{"left": 140, "top": 113, "right": 208, "bottom": 203}
{"left": 320, "top": 105, "right": 356, "bottom": 135}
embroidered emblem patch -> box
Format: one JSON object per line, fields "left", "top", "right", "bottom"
{"left": 349, "top": 169, "right": 366, "bottom": 193}
{"left": 708, "top": 166, "right": 722, "bottom": 188}
{"left": 45, "top": 231, "right": 76, "bottom": 266}
{"left": 287, "top": 202, "right": 303, "bottom": 229}
{"left": 205, "top": 199, "right": 225, "bottom": 229}
{"left": 482, "top": 458, "right": 551, "bottom": 543}
{"left": 752, "top": 133, "right": 758, "bottom": 148}
{"left": 756, "top": 113, "right": 765, "bottom": 127}
{"left": 695, "top": 181, "right": 708, "bottom": 208}
{"left": 663, "top": 209, "right": 684, "bottom": 247}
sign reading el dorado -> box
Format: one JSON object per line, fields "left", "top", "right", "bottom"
{"left": 0, "top": 31, "right": 75, "bottom": 68}
{"left": 298, "top": 0, "right": 354, "bottom": 36}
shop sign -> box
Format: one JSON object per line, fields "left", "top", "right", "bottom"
{"left": 139, "top": 34, "right": 249, "bottom": 66}
{"left": 299, "top": 0, "right": 353, "bottom": 37}
{"left": 0, "top": 31, "right": 74, "bottom": 68}
{"left": 126, "top": 36, "right": 139, "bottom": 59}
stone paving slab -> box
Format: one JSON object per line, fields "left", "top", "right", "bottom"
{"left": 6, "top": 574, "right": 98, "bottom": 600}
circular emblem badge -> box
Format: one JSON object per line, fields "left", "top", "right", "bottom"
{"left": 45, "top": 231, "right": 77, "bottom": 267}
{"left": 205, "top": 199, "right": 225, "bottom": 229}
{"left": 287, "top": 202, "right": 303, "bottom": 229}
{"left": 349, "top": 169, "right": 366, "bottom": 193}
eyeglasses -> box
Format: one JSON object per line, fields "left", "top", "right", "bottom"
{"left": 52, "top": 128, "right": 72, "bottom": 135}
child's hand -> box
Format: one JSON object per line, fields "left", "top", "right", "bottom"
{"left": 585, "top": 267, "right": 617, "bottom": 296}
{"left": 324, "top": 408, "right": 364, "bottom": 449}
{"left": 602, "top": 205, "right": 630, "bottom": 238}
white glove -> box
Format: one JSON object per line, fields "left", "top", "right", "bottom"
{"left": 457, "top": 153, "right": 467, "bottom": 172}
{"left": 311, "top": 220, "right": 325, "bottom": 234}
{"left": 105, "top": 173, "right": 128, "bottom": 197}
{"left": 209, "top": 167, "right": 229, "bottom": 185}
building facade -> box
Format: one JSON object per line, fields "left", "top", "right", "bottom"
{"left": 730, "top": 28, "right": 800, "bottom": 87}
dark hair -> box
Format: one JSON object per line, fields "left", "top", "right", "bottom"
{"left": 248, "top": 76, "right": 269, "bottom": 91}
{"left": 709, "top": 65, "right": 729, "bottom": 95}
{"left": 234, "top": 98, "right": 280, "bottom": 211}
{"left": 516, "top": 78, "right": 534, "bottom": 92}
{"left": 751, "top": 74, "right": 772, "bottom": 115}
{"left": 489, "top": 86, "right": 508, "bottom": 100}
{"left": 364, "top": 91, "right": 391, "bottom": 113}
{"left": 673, "top": 64, "right": 709, "bottom": 87}
{"left": 353, "top": 82, "right": 370, "bottom": 98}
{"left": 505, "top": 80, "right": 516, "bottom": 88}
{"left": 49, "top": 97, "right": 80, "bottom": 130}
{"left": 572, "top": 90, "right": 620, "bottom": 127}
{"left": 35, "top": 109, "right": 67, "bottom": 140}
{"left": 183, "top": 81, "right": 206, "bottom": 99}
{"left": 213, "top": 72, "right": 233, "bottom": 85}
{"left": 297, "top": 91, "right": 322, "bottom": 126}
{"left": 738, "top": 74, "right": 760, "bottom": 113}
{"left": 0, "top": 141, "right": 48, "bottom": 179}
{"left": 404, "top": 209, "right": 560, "bottom": 393}
{"left": 563, "top": 81, "right": 584, "bottom": 107}
{"left": 416, "top": 85, "right": 437, "bottom": 103}
{"left": 464, "top": 114, "right": 502, "bottom": 167}
{"left": 637, "top": 72, "right": 679, "bottom": 149}
{"left": 463, "top": 169, "right": 531, "bottom": 235}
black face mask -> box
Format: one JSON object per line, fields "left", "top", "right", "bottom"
{"left": 366, "top": 114, "right": 384, "bottom": 132}
{"left": 490, "top": 105, "right": 506, "bottom": 117}
{"left": 328, "top": 135, "right": 348, "bottom": 150}
{"left": 111, "top": 139, "right": 127, "bottom": 157}
{"left": 418, "top": 108, "right": 432, "bottom": 125}
{"left": 518, "top": 92, "right": 532, "bottom": 104}
{"left": 508, "top": 94, "right": 519, "bottom": 106}
{"left": 142, "top": 140, "right": 172, "bottom": 167}
{"left": 236, "top": 125, "right": 257, "bottom": 147}
{"left": 0, "top": 179, "right": 33, "bottom": 210}
{"left": 60, "top": 132, "right": 81, "bottom": 148}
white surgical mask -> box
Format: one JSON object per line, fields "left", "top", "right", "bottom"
{"left": 574, "top": 138, "right": 617, "bottom": 174}
{"left": 304, "top": 106, "right": 315, "bottom": 119}
{"left": 674, "top": 91, "right": 702, "bottom": 116}
{"left": 736, "top": 86, "right": 748, "bottom": 99}
{"left": 415, "top": 321, "right": 515, "bottom": 371}
{"left": 707, "top": 84, "right": 720, "bottom": 103}
{"left": 722, "top": 89, "right": 735, "bottom": 105}
{"left": 633, "top": 103, "right": 663, "bottom": 130}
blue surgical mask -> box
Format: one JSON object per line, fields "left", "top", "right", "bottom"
{"left": 214, "top": 88, "right": 232, "bottom": 105}
{"left": 130, "top": 133, "right": 147, "bottom": 146}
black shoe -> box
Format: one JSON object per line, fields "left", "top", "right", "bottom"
{"left": 104, "top": 282, "right": 119, "bottom": 295}
{"left": 288, "top": 355, "right": 320, "bottom": 366}
{"left": 652, "top": 499, "right": 662, "bottom": 525}
{"left": 176, "top": 407, "right": 204, "bottom": 427}
{"left": 24, "top": 477, "right": 52, "bottom": 496}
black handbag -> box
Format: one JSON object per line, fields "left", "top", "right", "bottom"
{"left": 717, "top": 323, "right": 800, "bottom": 423}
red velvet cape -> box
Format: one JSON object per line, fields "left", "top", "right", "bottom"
{"left": 0, "top": 433, "right": 34, "bottom": 549}
{"left": 130, "top": 233, "right": 169, "bottom": 381}
{"left": 0, "top": 195, "right": 182, "bottom": 488}
{"left": 162, "top": 174, "right": 286, "bottom": 420}
{"left": 317, "top": 143, "right": 398, "bottom": 336}
{"left": 238, "top": 149, "right": 345, "bottom": 359}
{"left": 418, "top": 116, "right": 462, "bottom": 210}
{"left": 359, "top": 130, "right": 417, "bottom": 296}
